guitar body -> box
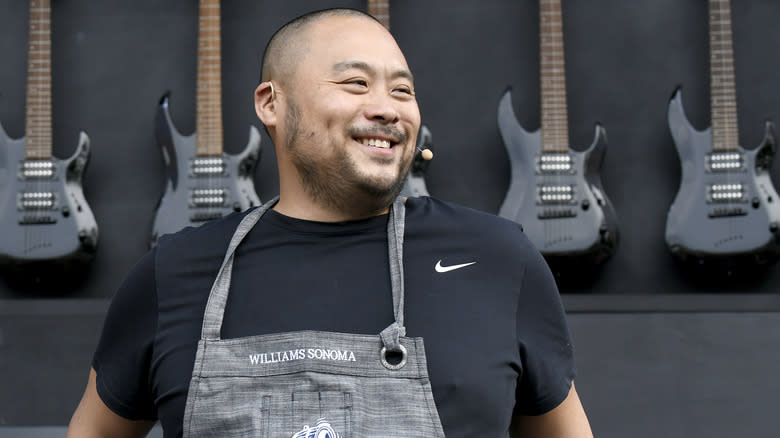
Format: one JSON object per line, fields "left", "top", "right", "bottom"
{"left": 151, "top": 96, "right": 261, "bottom": 245}
{"left": 401, "top": 125, "right": 433, "bottom": 197}
{"left": 497, "top": 90, "right": 618, "bottom": 264}
{"left": 665, "top": 88, "right": 780, "bottom": 264}
{"left": 0, "top": 122, "right": 98, "bottom": 264}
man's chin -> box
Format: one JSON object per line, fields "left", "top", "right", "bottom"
{"left": 356, "top": 174, "right": 407, "bottom": 201}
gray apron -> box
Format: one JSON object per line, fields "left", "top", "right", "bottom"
{"left": 182, "top": 197, "right": 446, "bottom": 437}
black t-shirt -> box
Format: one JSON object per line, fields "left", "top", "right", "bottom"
{"left": 93, "top": 197, "right": 575, "bottom": 437}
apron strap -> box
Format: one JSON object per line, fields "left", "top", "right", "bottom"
{"left": 201, "top": 196, "right": 279, "bottom": 340}
{"left": 380, "top": 196, "right": 407, "bottom": 353}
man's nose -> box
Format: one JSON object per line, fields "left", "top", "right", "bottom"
{"left": 364, "top": 91, "right": 401, "bottom": 124}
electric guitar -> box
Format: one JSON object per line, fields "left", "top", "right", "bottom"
{"left": 0, "top": 0, "right": 98, "bottom": 265}
{"left": 152, "top": 0, "right": 261, "bottom": 245}
{"left": 665, "top": 0, "right": 780, "bottom": 267}
{"left": 367, "top": 0, "right": 434, "bottom": 197}
{"left": 497, "top": 0, "right": 618, "bottom": 265}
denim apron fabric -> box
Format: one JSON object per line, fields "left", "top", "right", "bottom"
{"left": 182, "top": 197, "right": 446, "bottom": 437}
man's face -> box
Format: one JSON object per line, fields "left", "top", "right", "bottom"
{"left": 277, "top": 15, "right": 422, "bottom": 208}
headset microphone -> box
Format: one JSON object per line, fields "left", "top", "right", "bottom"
{"left": 416, "top": 147, "right": 434, "bottom": 161}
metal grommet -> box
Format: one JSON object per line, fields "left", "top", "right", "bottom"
{"left": 380, "top": 344, "right": 408, "bottom": 370}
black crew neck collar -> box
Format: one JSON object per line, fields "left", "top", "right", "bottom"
{"left": 262, "top": 207, "right": 390, "bottom": 235}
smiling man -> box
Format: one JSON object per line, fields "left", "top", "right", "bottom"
{"left": 258, "top": 11, "right": 420, "bottom": 222}
{"left": 67, "top": 8, "right": 592, "bottom": 438}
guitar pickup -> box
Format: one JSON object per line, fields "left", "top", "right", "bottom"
{"left": 708, "top": 183, "right": 746, "bottom": 203}
{"left": 537, "top": 185, "right": 575, "bottom": 205}
{"left": 190, "top": 188, "right": 227, "bottom": 207}
{"left": 190, "top": 157, "right": 227, "bottom": 176}
{"left": 18, "top": 192, "right": 56, "bottom": 210}
{"left": 19, "top": 160, "right": 56, "bottom": 180}
{"left": 706, "top": 152, "right": 744, "bottom": 172}
{"left": 537, "top": 153, "right": 574, "bottom": 174}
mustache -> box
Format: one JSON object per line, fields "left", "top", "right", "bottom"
{"left": 348, "top": 125, "right": 409, "bottom": 144}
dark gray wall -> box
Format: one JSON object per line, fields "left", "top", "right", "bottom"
{"left": 1, "top": 0, "right": 780, "bottom": 436}
{"left": 2, "top": 0, "right": 780, "bottom": 298}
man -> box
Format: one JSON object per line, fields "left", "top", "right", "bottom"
{"left": 67, "top": 8, "right": 592, "bottom": 437}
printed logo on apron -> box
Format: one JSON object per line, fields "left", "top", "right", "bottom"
{"left": 291, "top": 418, "right": 341, "bottom": 438}
{"left": 248, "top": 348, "right": 357, "bottom": 365}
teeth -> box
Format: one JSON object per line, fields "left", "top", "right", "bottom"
{"left": 360, "top": 138, "right": 391, "bottom": 149}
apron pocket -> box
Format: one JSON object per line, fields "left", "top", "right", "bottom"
{"left": 186, "top": 379, "right": 352, "bottom": 437}
{"left": 265, "top": 390, "right": 352, "bottom": 438}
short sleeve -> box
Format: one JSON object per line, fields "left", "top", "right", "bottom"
{"left": 514, "top": 248, "right": 576, "bottom": 416}
{"left": 92, "top": 249, "right": 159, "bottom": 421}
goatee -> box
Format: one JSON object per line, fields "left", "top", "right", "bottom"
{"left": 283, "top": 100, "right": 412, "bottom": 217}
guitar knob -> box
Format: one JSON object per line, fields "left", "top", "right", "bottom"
{"left": 61, "top": 206, "right": 71, "bottom": 217}
{"left": 233, "top": 202, "right": 241, "bottom": 212}
{"left": 581, "top": 199, "right": 590, "bottom": 210}
{"left": 752, "top": 197, "right": 760, "bottom": 209}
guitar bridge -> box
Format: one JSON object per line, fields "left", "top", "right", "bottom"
{"left": 19, "top": 215, "right": 57, "bottom": 225}
{"left": 708, "top": 207, "right": 748, "bottom": 218}
{"left": 190, "top": 211, "right": 224, "bottom": 223}
{"left": 538, "top": 208, "right": 577, "bottom": 219}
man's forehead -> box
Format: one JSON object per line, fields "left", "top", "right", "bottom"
{"left": 305, "top": 14, "right": 396, "bottom": 47}
{"left": 291, "top": 14, "right": 412, "bottom": 78}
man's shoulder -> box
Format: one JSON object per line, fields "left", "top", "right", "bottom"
{"left": 154, "top": 208, "right": 254, "bottom": 259}
{"left": 405, "top": 196, "right": 536, "bottom": 254}
{"left": 406, "top": 196, "right": 524, "bottom": 233}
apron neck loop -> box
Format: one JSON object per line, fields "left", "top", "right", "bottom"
{"left": 380, "top": 196, "right": 407, "bottom": 352}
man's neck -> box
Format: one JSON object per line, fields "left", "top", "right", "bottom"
{"left": 272, "top": 190, "right": 393, "bottom": 223}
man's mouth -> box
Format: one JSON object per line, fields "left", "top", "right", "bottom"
{"left": 356, "top": 137, "right": 394, "bottom": 149}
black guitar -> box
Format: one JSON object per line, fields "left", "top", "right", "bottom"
{"left": 665, "top": 0, "right": 780, "bottom": 267}
{"left": 367, "top": 0, "right": 434, "bottom": 198}
{"left": 152, "top": 0, "right": 261, "bottom": 245}
{"left": 497, "top": 0, "right": 617, "bottom": 266}
{"left": 0, "top": 0, "right": 98, "bottom": 265}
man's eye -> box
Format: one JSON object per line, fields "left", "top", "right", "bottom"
{"left": 393, "top": 86, "right": 414, "bottom": 95}
{"left": 346, "top": 79, "right": 368, "bottom": 87}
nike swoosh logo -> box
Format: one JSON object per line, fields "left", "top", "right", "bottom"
{"left": 435, "top": 260, "right": 477, "bottom": 273}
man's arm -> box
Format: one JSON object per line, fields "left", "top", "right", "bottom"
{"left": 510, "top": 382, "right": 593, "bottom": 438}
{"left": 66, "top": 368, "right": 156, "bottom": 438}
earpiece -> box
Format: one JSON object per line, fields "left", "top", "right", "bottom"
{"left": 269, "top": 82, "right": 276, "bottom": 100}
{"left": 416, "top": 147, "right": 433, "bottom": 161}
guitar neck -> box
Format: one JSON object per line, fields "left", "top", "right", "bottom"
{"left": 709, "top": 0, "right": 739, "bottom": 152}
{"left": 539, "top": 0, "right": 569, "bottom": 153}
{"left": 196, "top": 0, "right": 224, "bottom": 156}
{"left": 367, "top": 0, "right": 391, "bottom": 30}
{"left": 25, "top": 0, "right": 53, "bottom": 159}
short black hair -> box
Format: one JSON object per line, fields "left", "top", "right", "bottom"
{"left": 260, "top": 8, "right": 382, "bottom": 85}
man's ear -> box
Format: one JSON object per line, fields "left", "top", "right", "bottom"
{"left": 254, "top": 81, "right": 277, "bottom": 127}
